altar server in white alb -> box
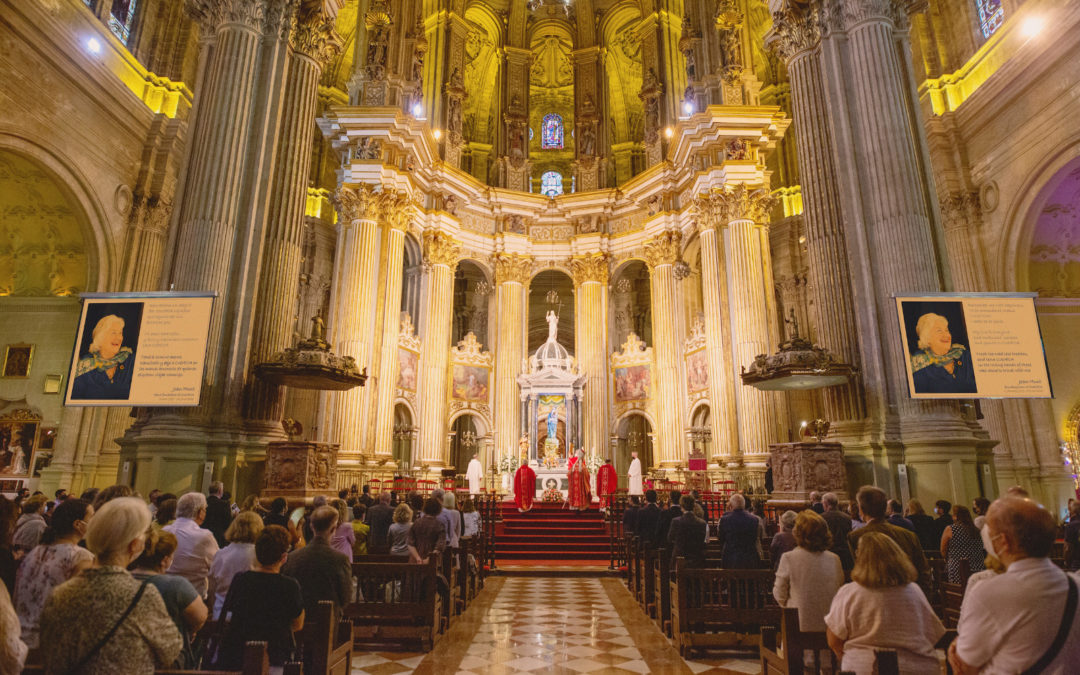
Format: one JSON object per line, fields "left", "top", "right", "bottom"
{"left": 466, "top": 453, "right": 484, "bottom": 495}
{"left": 628, "top": 451, "right": 643, "bottom": 496}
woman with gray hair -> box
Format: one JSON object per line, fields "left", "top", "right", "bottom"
{"left": 909, "top": 312, "right": 976, "bottom": 394}
{"left": 71, "top": 313, "right": 136, "bottom": 400}
{"left": 40, "top": 497, "right": 182, "bottom": 673}
{"left": 770, "top": 510, "right": 798, "bottom": 571}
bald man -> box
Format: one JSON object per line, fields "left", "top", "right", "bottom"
{"left": 949, "top": 498, "right": 1080, "bottom": 675}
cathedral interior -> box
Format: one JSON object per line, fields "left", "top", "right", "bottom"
{"left": 0, "top": 0, "right": 1077, "bottom": 515}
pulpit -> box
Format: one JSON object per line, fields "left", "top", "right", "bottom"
{"left": 766, "top": 441, "right": 849, "bottom": 509}
{"left": 263, "top": 441, "right": 339, "bottom": 503}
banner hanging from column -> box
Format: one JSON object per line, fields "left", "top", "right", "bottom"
{"left": 894, "top": 293, "right": 1052, "bottom": 399}
{"left": 64, "top": 292, "right": 215, "bottom": 407}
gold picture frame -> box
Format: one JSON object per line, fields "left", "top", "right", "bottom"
{"left": 43, "top": 374, "right": 63, "bottom": 394}
{"left": 1, "top": 344, "right": 33, "bottom": 379}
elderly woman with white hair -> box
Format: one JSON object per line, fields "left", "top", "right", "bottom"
{"left": 910, "top": 311, "right": 976, "bottom": 394}
{"left": 40, "top": 497, "right": 182, "bottom": 674}
{"left": 71, "top": 313, "right": 136, "bottom": 400}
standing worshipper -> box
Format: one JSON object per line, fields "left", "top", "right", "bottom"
{"left": 466, "top": 453, "right": 484, "bottom": 496}
{"left": 717, "top": 493, "right": 762, "bottom": 569}
{"left": 627, "top": 451, "right": 643, "bottom": 497}
{"left": 514, "top": 457, "right": 536, "bottom": 513}
{"left": 164, "top": 492, "right": 220, "bottom": 598}
{"left": 203, "top": 481, "right": 232, "bottom": 548}
{"left": 365, "top": 492, "right": 394, "bottom": 549}
{"left": 567, "top": 448, "right": 591, "bottom": 511}
{"left": 822, "top": 492, "right": 854, "bottom": 572}
{"left": 939, "top": 505, "right": 985, "bottom": 583}
{"left": 597, "top": 458, "right": 617, "bottom": 514}
{"left": 282, "top": 506, "right": 352, "bottom": 622}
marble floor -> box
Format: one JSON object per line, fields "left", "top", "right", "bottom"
{"left": 349, "top": 576, "right": 761, "bottom": 675}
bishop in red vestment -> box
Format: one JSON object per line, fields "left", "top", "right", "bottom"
{"left": 514, "top": 461, "right": 536, "bottom": 512}
{"left": 567, "top": 450, "right": 591, "bottom": 511}
{"left": 596, "top": 459, "right": 617, "bottom": 512}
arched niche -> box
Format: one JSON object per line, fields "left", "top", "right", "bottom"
{"left": 528, "top": 268, "right": 575, "bottom": 356}
{"left": 613, "top": 412, "right": 654, "bottom": 480}
{"left": 393, "top": 402, "right": 416, "bottom": 472}
{"left": 689, "top": 402, "right": 711, "bottom": 459}
{"left": 451, "top": 259, "right": 493, "bottom": 348}
{"left": 448, "top": 411, "right": 489, "bottom": 475}
{"left": 681, "top": 235, "right": 704, "bottom": 329}
{"left": 609, "top": 259, "right": 652, "bottom": 353}
{"left": 400, "top": 233, "right": 423, "bottom": 333}
{"left": 462, "top": 4, "right": 504, "bottom": 182}
{"left": 529, "top": 19, "right": 575, "bottom": 192}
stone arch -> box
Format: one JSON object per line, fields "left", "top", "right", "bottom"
{"left": 609, "top": 259, "right": 652, "bottom": 351}
{"left": 393, "top": 401, "right": 416, "bottom": 470}
{"left": 601, "top": 1, "right": 645, "bottom": 183}
{"left": 401, "top": 233, "right": 423, "bottom": 330}
{"left": 528, "top": 268, "right": 575, "bottom": 355}
{"left": 452, "top": 259, "right": 493, "bottom": 347}
{"left": 612, "top": 410, "right": 655, "bottom": 476}
{"left": 447, "top": 409, "right": 491, "bottom": 474}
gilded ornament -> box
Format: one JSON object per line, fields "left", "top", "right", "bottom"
{"left": 569, "top": 254, "right": 610, "bottom": 286}
{"left": 494, "top": 254, "right": 534, "bottom": 285}
{"left": 643, "top": 230, "right": 682, "bottom": 269}
{"left": 423, "top": 230, "right": 462, "bottom": 268}
{"left": 290, "top": 10, "right": 342, "bottom": 66}
{"left": 766, "top": 6, "right": 822, "bottom": 62}
{"left": 332, "top": 184, "right": 379, "bottom": 223}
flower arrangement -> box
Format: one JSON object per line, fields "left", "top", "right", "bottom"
{"left": 542, "top": 487, "right": 563, "bottom": 502}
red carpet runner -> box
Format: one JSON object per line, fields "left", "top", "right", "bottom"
{"left": 495, "top": 501, "right": 609, "bottom": 563}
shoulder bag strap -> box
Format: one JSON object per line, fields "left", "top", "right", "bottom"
{"left": 65, "top": 578, "right": 150, "bottom": 675}
{"left": 1021, "top": 574, "right": 1078, "bottom": 675}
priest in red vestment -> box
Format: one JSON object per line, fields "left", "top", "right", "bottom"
{"left": 513, "top": 459, "right": 536, "bottom": 513}
{"left": 567, "top": 448, "right": 591, "bottom": 511}
{"left": 596, "top": 458, "right": 617, "bottom": 513}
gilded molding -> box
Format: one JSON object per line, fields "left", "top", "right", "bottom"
{"left": 695, "top": 184, "right": 775, "bottom": 227}
{"left": 291, "top": 10, "right": 342, "bottom": 65}
{"left": 493, "top": 254, "right": 534, "bottom": 285}
{"left": 767, "top": 6, "right": 821, "bottom": 62}
{"left": 643, "top": 230, "right": 683, "bottom": 269}
{"left": 423, "top": 230, "right": 462, "bottom": 268}
{"left": 377, "top": 190, "right": 414, "bottom": 231}
{"left": 332, "top": 184, "right": 380, "bottom": 223}
{"left": 568, "top": 254, "right": 610, "bottom": 286}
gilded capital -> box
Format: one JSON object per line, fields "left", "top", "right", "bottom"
{"left": 692, "top": 191, "right": 725, "bottom": 232}
{"left": 186, "top": 0, "right": 282, "bottom": 36}
{"left": 493, "top": 254, "right": 534, "bottom": 285}
{"left": 766, "top": 6, "right": 821, "bottom": 62}
{"left": 290, "top": 9, "right": 342, "bottom": 65}
{"left": 569, "top": 254, "right": 610, "bottom": 286}
{"left": 332, "top": 184, "right": 380, "bottom": 224}
{"left": 643, "top": 230, "right": 683, "bottom": 269}
{"left": 378, "top": 190, "right": 414, "bottom": 232}
{"left": 716, "top": 184, "right": 776, "bottom": 225}
{"left": 839, "top": 0, "right": 909, "bottom": 31}
{"left": 938, "top": 191, "right": 979, "bottom": 233}
{"left": 423, "top": 230, "right": 462, "bottom": 268}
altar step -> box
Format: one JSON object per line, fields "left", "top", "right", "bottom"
{"left": 495, "top": 501, "right": 610, "bottom": 562}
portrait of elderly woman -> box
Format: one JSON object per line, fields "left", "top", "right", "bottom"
{"left": 71, "top": 310, "right": 140, "bottom": 400}
{"left": 908, "top": 310, "right": 977, "bottom": 395}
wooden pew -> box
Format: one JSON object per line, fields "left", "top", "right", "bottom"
{"left": 24, "top": 642, "right": 272, "bottom": 675}
{"left": 671, "top": 561, "right": 780, "bottom": 657}
{"left": 457, "top": 536, "right": 478, "bottom": 610}
{"left": 760, "top": 607, "right": 838, "bottom": 675}
{"left": 440, "top": 545, "right": 463, "bottom": 617}
{"left": 640, "top": 542, "right": 657, "bottom": 617}
{"left": 299, "top": 601, "right": 353, "bottom": 675}
{"left": 653, "top": 546, "right": 674, "bottom": 636}
{"left": 346, "top": 557, "right": 442, "bottom": 651}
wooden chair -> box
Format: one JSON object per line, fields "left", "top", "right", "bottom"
{"left": 760, "top": 607, "right": 838, "bottom": 675}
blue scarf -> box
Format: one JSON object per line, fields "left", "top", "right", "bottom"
{"left": 911, "top": 345, "right": 966, "bottom": 372}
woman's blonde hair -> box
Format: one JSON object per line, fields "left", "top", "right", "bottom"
{"left": 331, "top": 498, "right": 350, "bottom": 525}
{"left": 131, "top": 528, "right": 177, "bottom": 570}
{"left": 915, "top": 313, "right": 948, "bottom": 350}
{"left": 86, "top": 496, "right": 150, "bottom": 563}
{"left": 852, "top": 532, "right": 917, "bottom": 588}
{"left": 793, "top": 510, "right": 832, "bottom": 553}
{"left": 225, "top": 511, "right": 264, "bottom": 544}
{"left": 393, "top": 503, "right": 413, "bottom": 524}
{"left": 443, "top": 492, "right": 457, "bottom": 510}
{"left": 906, "top": 498, "right": 925, "bottom": 516}
{"left": 89, "top": 314, "right": 125, "bottom": 353}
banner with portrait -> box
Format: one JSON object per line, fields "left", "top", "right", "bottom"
{"left": 65, "top": 292, "right": 215, "bottom": 406}
{"left": 895, "top": 293, "right": 1052, "bottom": 399}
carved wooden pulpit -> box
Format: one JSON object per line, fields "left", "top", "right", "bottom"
{"left": 766, "top": 441, "right": 849, "bottom": 509}
{"left": 263, "top": 441, "right": 339, "bottom": 503}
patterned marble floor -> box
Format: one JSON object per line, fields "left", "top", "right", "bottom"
{"left": 349, "top": 576, "right": 761, "bottom": 675}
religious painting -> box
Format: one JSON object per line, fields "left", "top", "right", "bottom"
{"left": 0, "top": 419, "right": 37, "bottom": 476}
{"left": 451, "top": 364, "right": 489, "bottom": 402}
{"left": 397, "top": 348, "right": 418, "bottom": 391}
{"left": 614, "top": 364, "right": 650, "bottom": 401}
{"left": 2, "top": 344, "right": 33, "bottom": 378}
{"left": 0, "top": 479, "right": 22, "bottom": 493}
{"left": 686, "top": 349, "right": 708, "bottom": 392}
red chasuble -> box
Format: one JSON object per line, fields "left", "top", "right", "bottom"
{"left": 567, "top": 460, "right": 591, "bottom": 510}
{"left": 514, "top": 463, "right": 537, "bottom": 512}
{"left": 596, "top": 463, "right": 617, "bottom": 509}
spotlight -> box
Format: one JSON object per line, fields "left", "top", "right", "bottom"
{"left": 683, "top": 101, "right": 694, "bottom": 115}
{"left": 433, "top": 129, "right": 442, "bottom": 140}
{"left": 1019, "top": 15, "right": 1044, "bottom": 39}
{"left": 86, "top": 37, "right": 102, "bottom": 54}
{"left": 411, "top": 102, "right": 423, "bottom": 117}
{"left": 664, "top": 127, "right": 674, "bottom": 139}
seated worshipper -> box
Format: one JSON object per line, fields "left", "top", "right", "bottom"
{"left": 462, "top": 497, "right": 481, "bottom": 538}
{"left": 388, "top": 503, "right": 413, "bottom": 556}
{"left": 636, "top": 490, "right": 662, "bottom": 545}
{"left": 350, "top": 503, "right": 370, "bottom": 557}
{"left": 775, "top": 510, "right": 844, "bottom": 632}
{"left": 657, "top": 490, "right": 683, "bottom": 543}
{"left": 623, "top": 495, "right": 642, "bottom": 536}
{"left": 668, "top": 495, "right": 707, "bottom": 568}
{"left": 282, "top": 505, "right": 352, "bottom": 623}
{"left": 939, "top": 504, "right": 985, "bottom": 583}
{"left": 12, "top": 494, "right": 48, "bottom": 553}
{"left": 214, "top": 525, "right": 304, "bottom": 671}
{"left": 822, "top": 492, "right": 854, "bottom": 572}
{"left": 949, "top": 497, "right": 1080, "bottom": 675}
{"left": 15, "top": 498, "right": 94, "bottom": 650}
{"left": 1, "top": 576, "right": 25, "bottom": 674}
{"left": 825, "top": 532, "right": 945, "bottom": 675}
{"left": 932, "top": 499, "right": 954, "bottom": 543}
{"left": 70, "top": 314, "right": 136, "bottom": 400}
{"left": 408, "top": 498, "right": 447, "bottom": 563}
{"left": 365, "top": 492, "right": 394, "bottom": 549}
{"left": 770, "top": 510, "right": 798, "bottom": 571}
{"left": 887, "top": 499, "right": 915, "bottom": 532}
{"left": 40, "top": 497, "right": 182, "bottom": 674}
{"left": 329, "top": 498, "right": 355, "bottom": 560}
{"left": 717, "top": 493, "right": 762, "bottom": 569}
{"left": 203, "top": 481, "right": 233, "bottom": 548}
{"left": 207, "top": 511, "right": 262, "bottom": 620}
{"left": 848, "top": 486, "right": 931, "bottom": 592}
{"left": 91, "top": 483, "right": 134, "bottom": 512}
{"left": 164, "top": 492, "right": 220, "bottom": 597}
{"left": 905, "top": 499, "right": 938, "bottom": 550}
{"left": 909, "top": 312, "right": 976, "bottom": 394}
{"left": 514, "top": 458, "right": 537, "bottom": 513}
{"left": 130, "top": 529, "right": 208, "bottom": 669}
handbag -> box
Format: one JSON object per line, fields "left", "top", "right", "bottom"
{"left": 1020, "top": 574, "right": 1078, "bottom": 675}
{"left": 64, "top": 578, "right": 150, "bottom": 675}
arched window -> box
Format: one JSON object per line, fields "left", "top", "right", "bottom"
{"left": 108, "top": 0, "right": 139, "bottom": 44}
{"left": 975, "top": 0, "right": 1004, "bottom": 39}
{"left": 541, "top": 171, "right": 563, "bottom": 197}
{"left": 541, "top": 114, "right": 563, "bottom": 150}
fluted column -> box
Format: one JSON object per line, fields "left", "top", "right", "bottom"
{"left": 691, "top": 199, "right": 737, "bottom": 463}
{"left": 320, "top": 185, "right": 381, "bottom": 456}
{"left": 416, "top": 231, "right": 461, "bottom": 470}
{"left": 247, "top": 11, "right": 341, "bottom": 430}
{"left": 644, "top": 231, "right": 686, "bottom": 468}
{"left": 492, "top": 254, "right": 532, "bottom": 466}
{"left": 768, "top": 8, "right": 866, "bottom": 428}
{"left": 718, "top": 186, "right": 781, "bottom": 461}
{"left": 371, "top": 193, "right": 414, "bottom": 463}
{"left": 570, "top": 254, "right": 610, "bottom": 458}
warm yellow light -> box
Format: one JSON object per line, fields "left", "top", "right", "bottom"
{"left": 1019, "top": 15, "right": 1045, "bottom": 39}
{"left": 433, "top": 129, "right": 443, "bottom": 140}
{"left": 664, "top": 127, "right": 674, "bottom": 139}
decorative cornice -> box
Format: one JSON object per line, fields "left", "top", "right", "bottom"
{"left": 291, "top": 9, "right": 342, "bottom": 65}
{"left": 493, "top": 254, "right": 534, "bottom": 285}
{"left": 450, "top": 332, "right": 493, "bottom": 367}
{"left": 838, "top": 0, "right": 909, "bottom": 32}
{"left": 423, "top": 230, "right": 462, "bottom": 269}
{"left": 643, "top": 230, "right": 683, "bottom": 269}
{"left": 568, "top": 254, "right": 610, "bottom": 286}
{"left": 332, "top": 184, "right": 380, "bottom": 223}
{"left": 186, "top": 0, "right": 270, "bottom": 35}
{"left": 694, "top": 184, "right": 775, "bottom": 228}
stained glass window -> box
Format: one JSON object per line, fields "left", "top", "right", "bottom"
{"left": 108, "top": 0, "right": 138, "bottom": 44}
{"left": 541, "top": 171, "right": 563, "bottom": 197}
{"left": 975, "top": 0, "right": 1004, "bottom": 39}
{"left": 541, "top": 114, "right": 563, "bottom": 150}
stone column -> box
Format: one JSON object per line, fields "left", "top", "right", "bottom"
{"left": 719, "top": 185, "right": 781, "bottom": 462}
{"left": 416, "top": 230, "right": 461, "bottom": 470}
{"left": 246, "top": 10, "right": 341, "bottom": 433}
{"left": 644, "top": 231, "right": 685, "bottom": 468}
{"left": 492, "top": 254, "right": 532, "bottom": 465}
{"left": 570, "top": 254, "right": 610, "bottom": 458}
{"left": 320, "top": 185, "right": 381, "bottom": 458}
{"left": 371, "top": 193, "right": 413, "bottom": 463}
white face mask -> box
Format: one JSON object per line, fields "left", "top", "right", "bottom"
{"left": 981, "top": 524, "right": 999, "bottom": 561}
